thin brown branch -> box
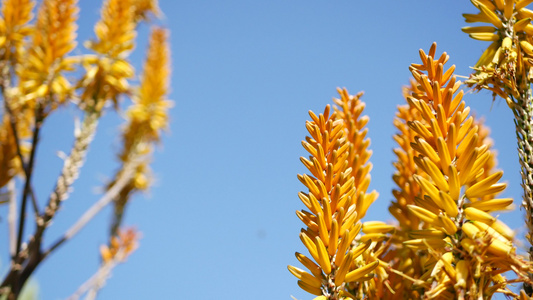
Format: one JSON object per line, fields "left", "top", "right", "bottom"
{"left": 7, "top": 179, "right": 16, "bottom": 258}
{"left": 66, "top": 255, "right": 121, "bottom": 300}
{"left": 15, "top": 105, "right": 43, "bottom": 256}
{"left": 2, "top": 77, "right": 40, "bottom": 218}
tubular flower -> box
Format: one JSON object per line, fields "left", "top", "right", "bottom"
{"left": 470, "top": 117, "right": 501, "bottom": 202}
{"left": 0, "top": 0, "right": 34, "bottom": 62}
{"left": 404, "top": 43, "right": 531, "bottom": 299}
{"left": 289, "top": 91, "right": 381, "bottom": 299}
{"left": 16, "top": 0, "right": 78, "bottom": 110}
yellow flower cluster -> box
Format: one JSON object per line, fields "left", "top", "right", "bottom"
{"left": 463, "top": 0, "right": 533, "bottom": 103}
{"left": 289, "top": 89, "right": 390, "bottom": 299}
{"left": 118, "top": 27, "right": 170, "bottom": 188}
{"left": 0, "top": 0, "right": 34, "bottom": 63}
{"left": 17, "top": 0, "right": 78, "bottom": 110}
{"left": 79, "top": 0, "right": 159, "bottom": 111}
{"left": 397, "top": 43, "right": 530, "bottom": 299}
{"left": 108, "top": 27, "right": 171, "bottom": 236}
{"left": 384, "top": 80, "right": 504, "bottom": 299}
{"left": 122, "top": 27, "right": 171, "bottom": 158}
{"left": 291, "top": 43, "right": 533, "bottom": 299}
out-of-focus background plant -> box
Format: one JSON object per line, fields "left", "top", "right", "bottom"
{"left": 0, "top": 0, "right": 170, "bottom": 298}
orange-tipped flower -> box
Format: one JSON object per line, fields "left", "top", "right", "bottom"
{"left": 402, "top": 43, "right": 530, "bottom": 298}
{"left": 290, "top": 90, "right": 383, "bottom": 298}
{"left": 123, "top": 27, "right": 171, "bottom": 151}
{"left": 463, "top": 0, "right": 533, "bottom": 102}
{"left": 107, "top": 27, "right": 171, "bottom": 237}
{"left": 17, "top": 0, "right": 78, "bottom": 109}
{"left": 0, "top": 0, "right": 35, "bottom": 61}
{"left": 87, "top": 0, "right": 135, "bottom": 58}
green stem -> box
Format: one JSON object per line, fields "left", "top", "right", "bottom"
{"left": 511, "top": 88, "right": 533, "bottom": 295}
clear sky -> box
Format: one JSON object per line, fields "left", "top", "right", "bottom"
{"left": 4, "top": 1, "right": 528, "bottom": 299}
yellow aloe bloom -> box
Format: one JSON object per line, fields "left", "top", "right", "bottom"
{"left": 16, "top": 0, "right": 78, "bottom": 110}
{"left": 289, "top": 90, "right": 382, "bottom": 298}
{"left": 78, "top": 0, "right": 161, "bottom": 112}
{"left": 404, "top": 43, "right": 531, "bottom": 299}
{"left": 122, "top": 27, "right": 171, "bottom": 154}
{"left": 114, "top": 27, "right": 171, "bottom": 183}
{"left": 87, "top": 0, "right": 136, "bottom": 58}
{"left": 108, "top": 27, "right": 171, "bottom": 236}
{"left": 332, "top": 89, "right": 388, "bottom": 298}
{"left": 383, "top": 77, "right": 504, "bottom": 300}
{"left": 0, "top": 0, "right": 35, "bottom": 62}
{"left": 332, "top": 89, "right": 378, "bottom": 222}
{"left": 463, "top": 0, "right": 533, "bottom": 101}
{"left": 79, "top": 0, "right": 139, "bottom": 111}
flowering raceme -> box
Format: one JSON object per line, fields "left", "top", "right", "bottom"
{"left": 289, "top": 89, "right": 384, "bottom": 299}
{"left": 401, "top": 43, "right": 531, "bottom": 299}
{"left": 108, "top": 27, "right": 171, "bottom": 236}
{"left": 17, "top": 0, "right": 78, "bottom": 109}
{"left": 463, "top": 0, "right": 533, "bottom": 100}
{"left": 290, "top": 44, "right": 533, "bottom": 299}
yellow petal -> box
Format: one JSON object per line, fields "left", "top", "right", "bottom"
{"left": 315, "top": 236, "right": 331, "bottom": 274}
{"left": 407, "top": 205, "right": 439, "bottom": 224}
{"left": 287, "top": 265, "right": 323, "bottom": 288}
{"left": 344, "top": 260, "right": 379, "bottom": 282}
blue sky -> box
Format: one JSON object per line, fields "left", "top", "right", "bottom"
{"left": 3, "top": 1, "right": 528, "bottom": 299}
